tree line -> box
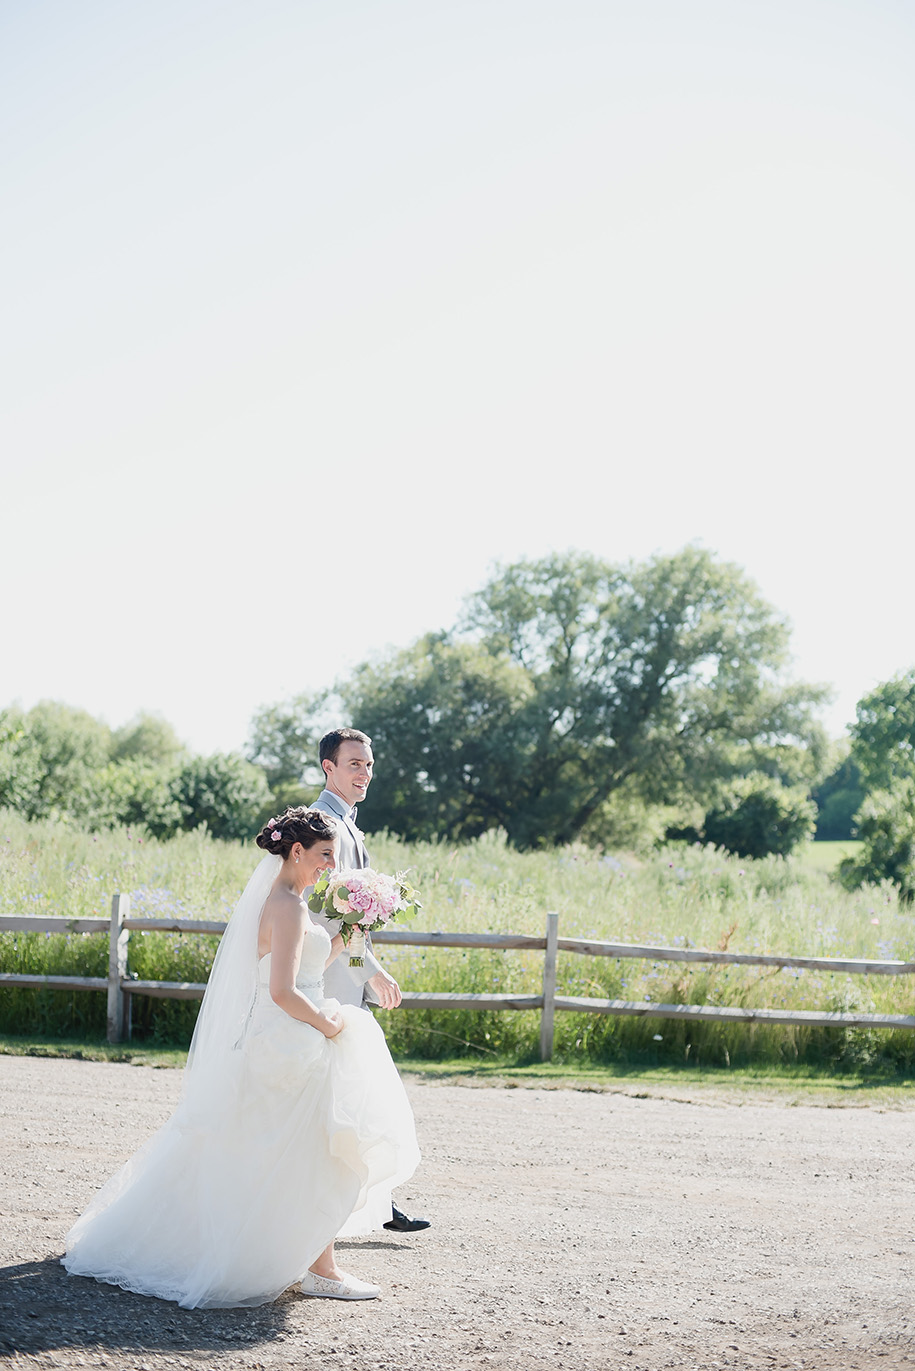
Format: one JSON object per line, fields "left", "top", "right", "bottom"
{"left": 3, "top": 548, "right": 915, "bottom": 897}
{"left": 0, "top": 705, "right": 270, "bottom": 841}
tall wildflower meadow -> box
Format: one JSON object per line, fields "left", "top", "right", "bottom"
{"left": 1, "top": 812, "right": 912, "bottom": 1069}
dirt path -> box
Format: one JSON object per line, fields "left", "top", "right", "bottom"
{"left": 1, "top": 1055, "right": 914, "bottom": 1370}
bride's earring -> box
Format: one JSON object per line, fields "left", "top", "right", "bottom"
{"left": 294, "top": 855, "right": 299, "bottom": 863}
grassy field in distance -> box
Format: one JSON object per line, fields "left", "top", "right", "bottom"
{"left": 797, "top": 840, "right": 861, "bottom": 874}
{"left": 2, "top": 814, "right": 911, "bottom": 1074}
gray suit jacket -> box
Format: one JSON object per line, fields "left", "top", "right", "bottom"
{"left": 309, "top": 789, "right": 383, "bottom": 1007}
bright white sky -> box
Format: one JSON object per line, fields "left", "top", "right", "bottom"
{"left": 2, "top": 0, "right": 913, "bottom": 755}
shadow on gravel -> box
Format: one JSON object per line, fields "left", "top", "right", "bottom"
{"left": 0, "top": 1256, "right": 293, "bottom": 1358}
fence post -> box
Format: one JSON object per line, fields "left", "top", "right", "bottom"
{"left": 107, "top": 893, "right": 131, "bottom": 1044}
{"left": 540, "top": 911, "right": 559, "bottom": 1062}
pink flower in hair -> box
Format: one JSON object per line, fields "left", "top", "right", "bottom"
{"left": 267, "top": 818, "right": 276, "bottom": 829}
{"left": 271, "top": 830, "right": 282, "bottom": 842}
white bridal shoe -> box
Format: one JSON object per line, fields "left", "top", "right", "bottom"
{"left": 301, "top": 1270, "right": 381, "bottom": 1300}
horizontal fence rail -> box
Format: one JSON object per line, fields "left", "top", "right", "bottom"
{"left": 551, "top": 997, "right": 915, "bottom": 1032}
{"left": 2, "top": 905, "right": 915, "bottom": 1057}
{"left": 553, "top": 937, "right": 915, "bottom": 977}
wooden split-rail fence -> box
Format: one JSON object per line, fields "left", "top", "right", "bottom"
{"left": 2, "top": 899, "right": 915, "bottom": 1060}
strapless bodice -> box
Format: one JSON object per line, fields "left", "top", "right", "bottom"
{"left": 256, "top": 919, "right": 331, "bottom": 1000}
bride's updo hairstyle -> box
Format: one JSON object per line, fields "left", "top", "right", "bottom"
{"left": 255, "top": 807, "right": 337, "bottom": 861}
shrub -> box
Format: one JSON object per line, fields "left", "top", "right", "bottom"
{"left": 701, "top": 774, "right": 816, "bottom": 859}
{"left": 170, "top": 753, "right": 272, "bottom": 841}
{"left": 87, "top": 760, "right": 185, "bottom": 837}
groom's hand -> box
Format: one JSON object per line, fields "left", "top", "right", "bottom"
{"left": 367, "top": 968, "right": 402, "bottom": 1009}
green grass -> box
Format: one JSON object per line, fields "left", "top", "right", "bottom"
{"left": 395, "top": 1056, "right": 915, "bottom": 1107}
{"left": 797, "top": 840, "right": 862, "bottom": 874}
{"left": 0, "top": 1033, "right": 188, "bottom": 1069}
{"left": 1, "top": 812, "right": 912, "bottom": 1073}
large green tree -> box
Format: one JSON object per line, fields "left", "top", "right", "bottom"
{"left": 246, "top": 692, "right": 329, "bottom": 811}
{"left": 344, "top": 548, "right": 827, "bottom": 849}
{"left": 247, "top": 692, "right": 327, "bottom": 790}
{"left": 341, "top": 635, "right": 535, "bottom": 842}
{"left": 849, "top": 671, "right": 915, "bottom": 792}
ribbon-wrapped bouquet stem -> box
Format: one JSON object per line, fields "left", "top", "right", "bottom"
{"left": 308, "top": 868, "right": 421, "bottom": 966}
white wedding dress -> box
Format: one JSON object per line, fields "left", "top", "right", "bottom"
{"left": 62, "top": 858, "right": 420, "bottom": 1308}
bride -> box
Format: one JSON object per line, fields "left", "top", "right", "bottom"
{"left": 63, "top": 808, "right": 420, "bottom": 1307}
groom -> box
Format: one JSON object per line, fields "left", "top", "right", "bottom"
{"left": 310, "top": 726, "right": 431, "bottom": 1234}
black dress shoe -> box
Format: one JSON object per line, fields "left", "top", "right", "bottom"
{"left": 383, "top": 1205, "right": 431, "bottom": 1233}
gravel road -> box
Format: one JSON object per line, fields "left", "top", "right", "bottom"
{"left": 1, "top": 1055, "right": 914, "bottom": 1370}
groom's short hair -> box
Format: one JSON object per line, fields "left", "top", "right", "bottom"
{"left": 320, "top": 728, "right": 372, "bottom": 767}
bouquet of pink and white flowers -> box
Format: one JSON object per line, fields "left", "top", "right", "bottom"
{"left": 307, "top": 867, "right": 421, "bottom": 967}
